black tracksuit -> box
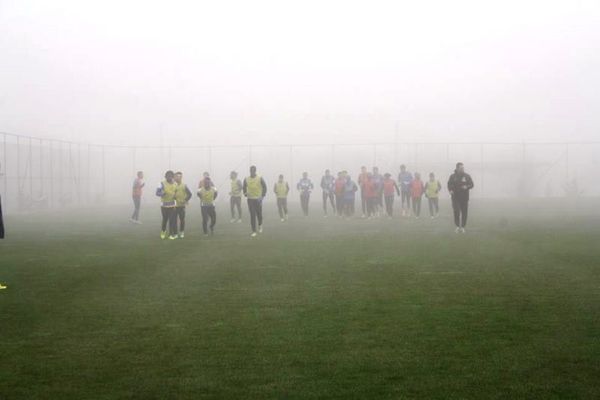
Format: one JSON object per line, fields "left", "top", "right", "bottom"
{"left": 447, "top": 171, "right": 474, "bottom": 228}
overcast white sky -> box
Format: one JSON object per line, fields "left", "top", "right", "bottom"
{"left": 0, "top": 0, "right": 599, "bottom": 146}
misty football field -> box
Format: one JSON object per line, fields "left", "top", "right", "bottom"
{"left": 1, "top": 199, "right": 599, "bottom": 399}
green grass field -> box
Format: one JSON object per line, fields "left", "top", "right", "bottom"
{"left": 1, "top": 199, "right": 599, "bottom": 399}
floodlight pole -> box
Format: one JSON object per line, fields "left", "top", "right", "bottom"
{"left": 331, "top": 145, "right": 335, "bottom": 170}
{"left": 16, "top": 136, "right": 20, "bottom": 204}
{"left": 87, "top": 144, "right": 91, "bottom": 205}
{"left": 39, "top": 139, "right": 43, "bottom": 200}
{"left": 29, "top": 137, "right": 33, "bottom": 201}
{"left": 168, "top": 146, "right": 172, "bottom": 169}
{"left": 565, "top": 143, "right": 569, "bottom": 182}
{"left": 101, "top": 145, "right": 106, "bottom": 203}
{"left": 78, "top": 143, "right": 82, "bottom": 205}
{"left": 480, "top": 143, "right": 484, "bottom": 198}
{"left": 289, "top": 145, "right": 293, "bottom": 196}
{"left": 48, "top": 140, "right": 53, "bottom": 208}
{"left": 372, "top": 144, "right": 376, "bottom": 166}
{"left": 59, "top": 141, "right": 63, "bottom": 207}
{"left": 132, "top": 146, "right": 136, "bottom": 176}
{"left": 2, "top": 133, "right": 7, "bottom": 210}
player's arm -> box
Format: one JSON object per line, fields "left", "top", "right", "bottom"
{"left": 467, "top": 175, "right": 474, "bottom": 190}
{"left": 185, "top": 185, "right": 193, "bottom": 202}
{"left": 155, "top": 182, "right": 164, "bottom": 197}
{"left": 260, "top": 178, "right": 267, "bottom": 198}
{"left": 242, "top": 179, "right": 248, "bottom": 197}
{"left": 447, "top": 175, "right": 454, "bottom": 195}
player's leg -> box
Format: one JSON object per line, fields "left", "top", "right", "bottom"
{"left": 236, "top": 197, "right": 242, "bottom": 220}
{"left": 452, "top": 196, "right": 461, "bottom": 231}
{"left": 210, "top": 206, "right": 216, "bottom": 234}
{"left": 168, "top": 207, "right": 178, "bottom": 238}
{"left": 161, "top": 207, "right": 169, "bottom": 238}
{"left": 248, "top": 199, "right": 257, "bottom": 234}
{"left": 201, "top": 206, "right": 209, "bottom": 234}
{"left": 230, "top": 196, "right": 235, "bottom": 222}
{"left": 461, "top": 199, "right": 469, "bottom": 230}
{"left": 277, "top": 198, "right": 283, "bottom": 219}
{"left": 132, "top": 196, "right": 140, "bottom": 221}
{"left": 178, "top": 207, "right": 186, "bottom": 237}
{"left": 256, "top": 199, "right": 263, "bottom": 232}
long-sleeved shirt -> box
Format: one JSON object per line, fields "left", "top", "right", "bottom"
{"left": 343, "top": 180, "right": 358, "bottom": 200}
{"left": 320, "top": 175, "right": 335, "bottom": 193}
{"left": 447, "top": 171, "right": 474, "bottom": 200}
{"left": 297, "top": 178, "right": 314, "bottom": 194}
{"left": 371, "top": 173, "right": 383, "bottom": 192}
{"left": 398, "top": 171, "right": 413, "bottom": 192}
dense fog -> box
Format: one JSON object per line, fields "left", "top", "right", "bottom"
{"left": 1, "top": 0, "right": 599, "bottom": 211}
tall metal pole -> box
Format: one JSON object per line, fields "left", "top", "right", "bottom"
{"left": 16, "top": 136, "right": 21, "bottom": 206}
{"left": 2, "top": 133, "right": 7, "bottom": 210}
{"left": 415, "top": 143, "right": 419, "bottom": 170}
{"left": 289, "top": 145, "right": 293, "bottom": 196}
{"left": 87, "top": 144, "right": 91, "bottom": 205}
{"left": 168, "top": 146, "right": 172, "bottom": 169}
{"left": 39, "top": 139, "right": 44, "bottom": 199}
{"left": 565, "top": 143, "right": 570, "bottom": 182}
{"left": 69, "top": 142, "right": 73, "bottom": 203}
{"left": 372, "top": 144, "right": 376, "bottom": 166}
{"left": 59, "top": 141, "right": 63, "bottom": 206}
{"left": 49, "top": 140, "right": 54, "bottom": 208}
{"left": 78, "top": 143, "right": 82, "bottom": 204}
{"left": 29, "top": 137, "right": 33, "bottom": 200}
{"left": 480, "top": 143, "right": 484, "bottom": 198}
{"left": 331, "top": 145, "right": 335, "bottom": 170}
{"left": 132, "top": 146, "right": 137, "bottom": 175}
{"left": 101, "top": 145, "right": 106, "bottom": 203}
